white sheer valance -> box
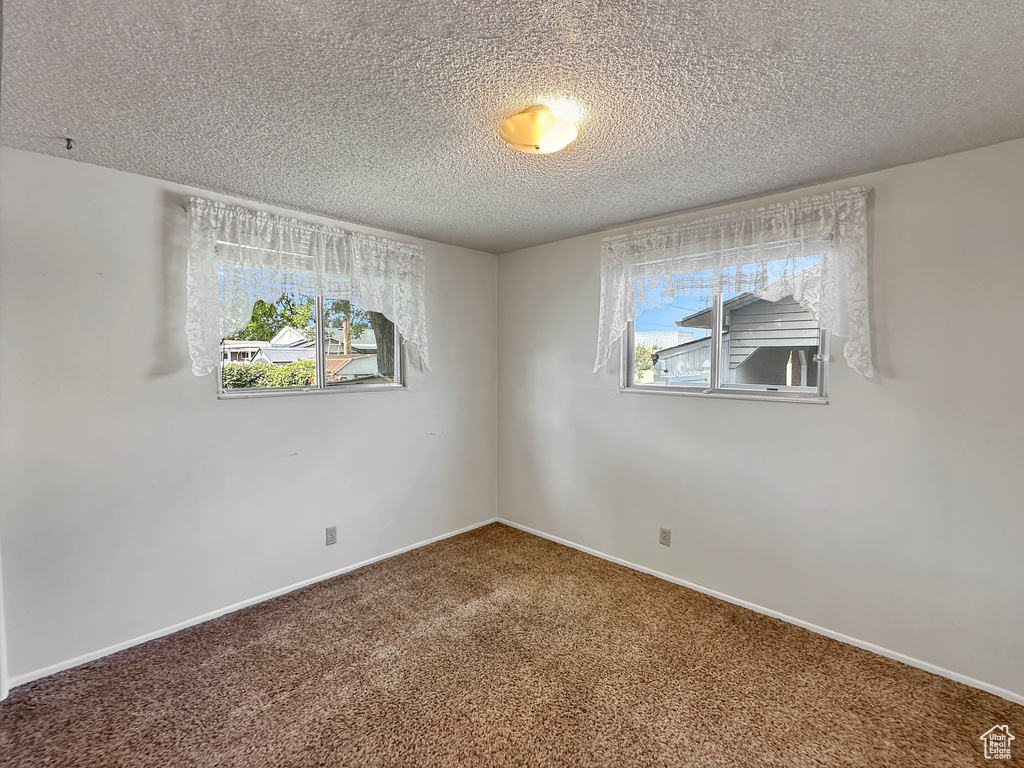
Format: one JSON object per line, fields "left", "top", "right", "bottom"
{"left": 594, "top": 186, "right": 874, "bottom": 378}
{"left": 185, "top": 197, "right": 429, "bottom": 376}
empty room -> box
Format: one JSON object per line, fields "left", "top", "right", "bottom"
{"left": 1, "top": 1, "right": 1022, "bottom": 766}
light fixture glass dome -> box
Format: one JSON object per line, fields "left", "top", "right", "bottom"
{"left": 499, "top": 105, "right": 579, "bottom": 154}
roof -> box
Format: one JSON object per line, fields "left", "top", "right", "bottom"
{"left": 325, "top": 354, "right": 373, "bottom": 375}
{"left": 655, "top": 335, "right": 714, "bottom": 358}
{"left": 325, "top": 328, "right": 377, "bottom": 350}
{"left": 257, "top": 348, "right": 315, "bottom": 365}
{"left": 269, "top": 326, "right": 310, "bottom": 347}
{"left": 674, "top": 264, "right": 821, "bottom": 329}
{"left": 329, "top": 355, "right": 380, "bottom": 377}
{"left": 676, "top": 294, "right": 761, "bottom": 330}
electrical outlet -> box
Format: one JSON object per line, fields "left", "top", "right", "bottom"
{"left": 659, "top": 527, "right": 671, "bottom": 547}
{"left": 325, "top": 526, "right": 337, "bottom": 546}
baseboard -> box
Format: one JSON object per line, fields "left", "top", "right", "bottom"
{"left": 498, "top": 518, "right": 1024, "bottom": 707}
{"left": 9, "top": 517, "right": 499, "bottom": 690}
{"left": 13, "top": 515, "right": 1022, "bottom": 707}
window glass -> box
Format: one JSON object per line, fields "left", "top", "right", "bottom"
{"left": 634, "top": 270, "right": 713, "bottom": 387}
{"left": 219, "top": 294, "right": 401, "bottom": 395}
{"left": 718, "top": 258, "right": 821, "bottom": 392}
{"left": 628, "top": 258, "right": 826, "bottom": 399}
{"left": 323, "top": 300, "right": 397, "bottom": 386}
{"left": 221, "top": 293, "right": 318, "bottom": 391}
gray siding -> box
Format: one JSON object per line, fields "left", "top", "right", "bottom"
{"left": 659, "top": 338, "right": 711, "bottom": 379}
{"left": 726, "top": 296, "right": 818, "bottom": 369}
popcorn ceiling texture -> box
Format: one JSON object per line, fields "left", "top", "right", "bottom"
{"left": 2, "top": 0, "right": 1023, "bottom": 253}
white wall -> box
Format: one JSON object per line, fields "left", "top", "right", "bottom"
{"left": 0, "top": 148, "right": 497, "bottom": 681}
{"left": 4, "top": 139, "right": 1022, "bottom": 701}
{"left": 497, "top": 139, "right": 1024, "bottom": 697}
{"left": 0, "top": 530, "right": 7, "bottom": 699}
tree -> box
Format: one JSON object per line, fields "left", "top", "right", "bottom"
{"left": 635, "top": 344, "right": 654, "bottom": 380}
{"left": 226, "top": 294, "right": 316, "bottom": 341}
{"left": 276, "top": 295, "right": 315, "bottom": 340}
{"left": 369, "top": 311, "right": 395, "bottom": 379}
{"left": 324, "top": 300, "right": 370, "bottom": 354}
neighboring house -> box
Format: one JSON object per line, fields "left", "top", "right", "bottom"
{"left": 221, "top": 339, "right": 268, "bottom": 363}
{"left": 635, "top": 329, "right": 693, "bottom": 350}
{"left": 324, "top": 327, "right": 377, "bottom": 355}
{"left": 653, "top": 293, "right": 820, "bottom": 387}
{"left": 325, "top": 354, "right": 382, "bottom": 383}
{"left": 224, "top": 325, "right": 381, "bottom": 365}
{"left": 251, "top": 326, "right": 315, "bottom": 365}
{"left": 253, "top": 347, "right": 315, "bottom": 365}
{"left": 269, "top": 326, "right": 308, "bottom": 347}
{"left": 225, "top": 326, "right": 312, "bottom": 365}
{"left": 226, "top": 325, "right": 382, "bottom": 370}
{"left": 654, "top": 336, "right": 712, "bottom": 384}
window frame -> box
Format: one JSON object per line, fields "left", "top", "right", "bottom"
{"left": 621, "top": 290, "right": 830, "bottom": 405}
{"left": 217, "top": 295, "right": 406, "bottom": 399}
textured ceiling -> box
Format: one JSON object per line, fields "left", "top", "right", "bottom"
{"left": 2, "top": 1, "right": 1023, "bottom": 253}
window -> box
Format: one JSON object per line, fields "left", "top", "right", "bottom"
{"left": 219, "top": 294, "right": 402, "bottom": 396}
{"left": 624, "top": 257, "right": 829, "bottom": 402}
{"left": 595, "top": 187, "right": 873, "bottom": 399}
{"left": 185, "top": 197, "right": 429, "bottom": 390}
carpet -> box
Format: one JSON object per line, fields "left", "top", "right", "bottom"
{"left": 1, "top": 523, "right": 1020, "bottom": 767}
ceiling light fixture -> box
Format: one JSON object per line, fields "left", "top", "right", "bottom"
{"left": 499, "top": 105, "right": 579, "bottom": 155}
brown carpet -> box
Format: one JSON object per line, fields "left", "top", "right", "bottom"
{"left": 1, "top": 523, "right": 1020, "bottom": 767}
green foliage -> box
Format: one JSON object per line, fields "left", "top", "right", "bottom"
{"left": 635, "top": 344, "right": 654, "bottom": 379}
{"left": 227, "top": 295, "right": 373, "bottom": 347}
{"left": 324, "top": 299, "right": 370, "bottom": 341}
{"left": 222, "top": 361, "right": 276, "bottom": 388}
{"left": 271, "top": 358, "right": 316, "bottom": 387}
{"left": 221, "top": 359, "right": 317, "bottom": 389}
{"left": 226, "top": 294, "right": 317, "bottom": 341}
{"left": 277, "top": 295, "right": 315, "bottom": 341}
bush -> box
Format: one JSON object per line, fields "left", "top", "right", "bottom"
{"left": 272, "top": 358, "right": 316, "bottom": 387}
{"left": 222, "top": 361, "right": 276, "bottom": 389}
{"left": 222, "top": 359, "right": 317, "bottom": 389}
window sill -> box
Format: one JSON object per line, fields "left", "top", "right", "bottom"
{"left": 218, "top": 382, "right": 405, "bottom": 400}
{"left": 620, "top": 385, "right": 828, "bottom": 405}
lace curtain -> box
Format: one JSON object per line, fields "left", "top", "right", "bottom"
{"left": 594, "top": 186, "right": 874, "bottom": 378}
{"left": 185, "top": 197, "right": 429, "bottom": 376}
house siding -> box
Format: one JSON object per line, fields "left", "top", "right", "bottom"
{"left": 726, "top": 296, "right": 819, "bottom": 369}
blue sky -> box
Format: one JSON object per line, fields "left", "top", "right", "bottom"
{"left": 635, "top": 287, "right": 748, "bottom": 342}
{"left": 634, "top": 255, "right": 822, "bottom": 342}
{"left": 635, "top": 298, "right": 711, "bottom": 340}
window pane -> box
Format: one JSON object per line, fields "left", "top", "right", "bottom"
{"left": 323, "top": 300, "right": 397, "bottom": 386}
{"left": 719, "top": 261, "right": 821, "bottom": 392}
{"left": 220, "top": 293, "right": 318, "bottom": 390}
{"left": 634, "top": 270, "right": 713, "bottom": 387}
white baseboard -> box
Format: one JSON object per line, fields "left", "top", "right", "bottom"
{"left": 9, "top": 518, "right": 498, "bottom": 689}
{"left": 498, "top": 518, "right": 1024, "bottom": 707}
{"left": 12, "top": 516, "right": 1022, "bottom": 708}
